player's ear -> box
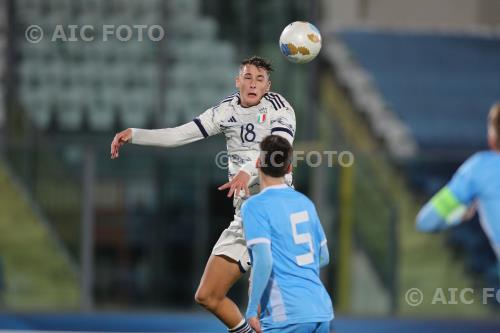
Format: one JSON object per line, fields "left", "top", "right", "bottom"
{"left": 286, "top": 162, "right": 292, "bottom": 174}
{"left": 266, "top": 80, "right": 271, "bottom": 92}
{"left": 488, "top": 127, "right": 497, "bottom": 150}
{"left": 256, "top": 158, "right": 261, "bottom": 168}
{"left": 235, "top": 75, "right": 241, "bottom": 89}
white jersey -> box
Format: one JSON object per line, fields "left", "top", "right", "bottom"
{"left": 195, "top": 92, "right": 295, "bottom": 198}
{"left": 130, "top": 91, "right": 296, "bottom": 207}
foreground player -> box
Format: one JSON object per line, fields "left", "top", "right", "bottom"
{"left": 110, "top": 57, "right": 295, "bottom": 333}
{"left": 416, "top": 102, "right": 500, "bottom": 263}
{"left": 242, "top": 135, "right": 333, "bottom": 333}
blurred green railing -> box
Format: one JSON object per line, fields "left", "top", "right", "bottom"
{"left": 351, "top": 153, "right": 398, "bottom": 310}
{"left": 5, "top": 141, "right": 82, "bottom": 262}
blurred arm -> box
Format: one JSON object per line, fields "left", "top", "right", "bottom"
{"left": 416, "top": 154, "right": 480, "bottom": 232}
{"left": 416, "top": 187, "right": 466, "bottom": 232}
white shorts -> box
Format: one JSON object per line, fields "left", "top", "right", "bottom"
{"left": 211, "top": 209, "right": 251, "bottom": 273}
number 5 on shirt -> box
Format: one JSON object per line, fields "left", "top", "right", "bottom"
{"left": 290, "top": 211, "right": 314, "bottom": 266}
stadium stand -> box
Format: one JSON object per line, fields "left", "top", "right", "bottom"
{"left": 7, "top": 0, "right": 241, "bottom": 308}
{"left": 16, "top": 0, "right": 237, "bottom": 132}
{"left": 335, "top": 29, "right": 500, "bottom": 302}
{"left": 338, "top": 30, "right": 500, "bottom": 155}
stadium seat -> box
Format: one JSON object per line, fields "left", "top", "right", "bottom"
{"left": 23, "top": 90, "right": 52, "bottom": 130}
{"left": 120, "top": 88, "right": 151, "bottom": 128}
{"left": 167, "top": 0, "right": 200, "bottom": 15}
{"left": 339, "top": 30, "right": 500, "bottom": 287}
{"left": 340, "top": 31, "right": 500, "bottom": 152}
{"left": 57, "top": 91, "right": 84, "bottom": 131}
{"left": 15, "top": 0, "right": 237, "bottom": 134}
{"left": 88, "top": 100, "right": 115, "bottom": 131}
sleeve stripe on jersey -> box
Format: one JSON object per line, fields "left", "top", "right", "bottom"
{"left": 271, "top": 127, "right": 294, "bottom": 137}
{"left": 268, "top": 92, "right": 286, "bottom": 108}
{"left": 264, "top": 95, "right": 279, "bottom": 110}
{"left": 266, "top": 93, "right": 284, "bottom": 108}
{"left": 247, "top": 238, "right": 271, "bottom": 247}
{"left": 193, "top": 117, "right": 209, "bottom": 138}
{"left": 320, "top": 239, "right": 327, "bottom": 247}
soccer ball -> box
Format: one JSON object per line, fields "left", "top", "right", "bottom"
{"left": 279, "top": 21, "right": 322, "bottom": 64}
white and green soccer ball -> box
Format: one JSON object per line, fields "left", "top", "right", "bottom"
{"left": 279, "top": 21, "right": 322, "bottom": 64}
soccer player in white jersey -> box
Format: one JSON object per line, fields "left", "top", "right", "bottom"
{"left": 110, "top": 56, "right": 295, "bottom": 333}
{"left": 416, "top": 103, "right": 500, "bottom": 266}
{"left": 242, "top": 135, "right": 333, "bottom": 333}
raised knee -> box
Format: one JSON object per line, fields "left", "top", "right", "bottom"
{"left": 194, "top": 289, "right": 216, "bottom": 309}
{"left": 194, "top": 290, "right": 205, "bottom": 306}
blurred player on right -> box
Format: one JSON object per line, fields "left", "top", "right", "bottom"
{"left": 416, "top": 102, "right": 500, "bottom": 265}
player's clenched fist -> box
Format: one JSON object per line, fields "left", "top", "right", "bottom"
{"left": 111, "top": 128, "right": 132, "bottom": 159}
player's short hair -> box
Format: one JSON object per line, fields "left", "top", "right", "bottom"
{"left": 259, "top": 135, "right": 292, "bottom": 178}
{"left": 240, "top": 56, "right": 273, "bottom": 78}
{"left": 489, "top": 102, "right": 500, "bottom": 145}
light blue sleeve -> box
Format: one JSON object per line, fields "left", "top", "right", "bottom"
{"left": 416, "top": 200, "right": 452, "bottom": 232}
{"left": 241, "top": 200, "right": 272, "bottom": 244}
{"left": 319, "top": 242, "right": 330, "bottom": 268}
{"left": 311, "top": 203, "right": 329, "bottom": 268}
{"left": 447, "top": 153, "right": 480, "bottom": 204}
{"left": 246, "top": 243, "right": 273, "bottom": 318}
{"left": 416, "top": 154, "right": 480, "bottom": 232}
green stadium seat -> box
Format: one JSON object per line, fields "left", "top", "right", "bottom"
{"left": 22, "top": 86, "right": 52, "bottom": 130}
{"left": 57, "top": 92, "right": 83, "bottom": 130}
{"left": 15, "top": 0, "right": 237, "bottom": 133}
{"left": 120, "top": 89, "right": 150, "bottom": 128}
{"left": 167, "top": 0, "right": 199, "bottom": 15}
{"left": 88, "top": 101, "right": 114, "bottom": 131}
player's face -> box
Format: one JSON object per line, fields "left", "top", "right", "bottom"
{"left": 236, "top": 65, "right": 271, "bottom": 107}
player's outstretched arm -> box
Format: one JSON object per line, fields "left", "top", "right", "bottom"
{"left": 110, "top": 121, "right": 210, "bottom": 159}
{"left": 110, "top": 107, "right": 221, "bottom": 159}
{"left": 416, "top": 202, "right": 447, "bottom": 232}
{"left": 416, "top": 187, "right": 467, "bottom": 232}
{"left": 417, "top": 154, "right": 480, "bottom": 232}
{"left": 111, "top": 128, "right": 133, "bottom": 159}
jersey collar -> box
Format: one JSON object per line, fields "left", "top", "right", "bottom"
{"left": 230, "top": 92, "right": 241, "bottom": 106}
{"left": 259, "top": 183, "right": 289, "bottom": 194}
